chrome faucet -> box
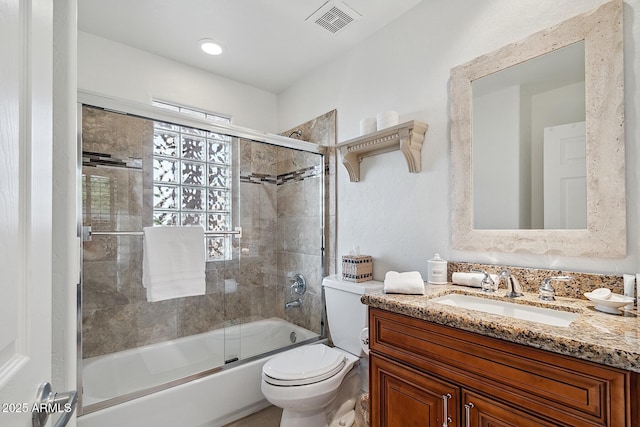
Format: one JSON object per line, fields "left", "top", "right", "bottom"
{"left": 285, "top": 273, "right": 306, "bottom": 309}
{"left": 539, "top": 276, "right": 572, "bottom": 301}
{"left": 500, "top": 268, "right": 523, "bottom": 298}
{"left": 285, "top": 298, "right": 302, "bottom": 309}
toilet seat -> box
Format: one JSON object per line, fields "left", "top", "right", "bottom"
{"left": 263, "top": 345, "right": 346, "bottom": 386}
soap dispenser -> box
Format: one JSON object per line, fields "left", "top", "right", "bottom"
{"left": 427, "top": 254, "right": 448, "bottom": 284}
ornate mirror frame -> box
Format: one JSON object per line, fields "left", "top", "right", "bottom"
{"left": 450, "top": 0, "right": 625, "bottom": 257}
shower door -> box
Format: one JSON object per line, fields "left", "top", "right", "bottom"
{"left": 79, "top": 104, "right": 324, "bottom": 413}
{"left": 225, "top": 139, "right": 325, "bottom": 362}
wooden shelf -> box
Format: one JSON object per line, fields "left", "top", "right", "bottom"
{"left": 337, "top": 120, "right": 428, "bottom": 182}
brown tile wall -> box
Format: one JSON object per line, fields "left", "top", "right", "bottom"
{"left": 280, "top": 110, "right": 338, "bottom": 332}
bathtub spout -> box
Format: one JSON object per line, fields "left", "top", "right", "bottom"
{"left": 285, "top": 298, "right": 302, "bottom": 310}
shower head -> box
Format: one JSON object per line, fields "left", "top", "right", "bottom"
{"left": 288, "top": 130, "right": 302, "bottom": 139}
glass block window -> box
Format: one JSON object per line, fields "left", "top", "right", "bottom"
{"left": 152, "top": 117, "right": 232, "bottom": 261}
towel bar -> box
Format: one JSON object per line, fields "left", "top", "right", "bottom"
{"left": 82, "top": 226, "right": 242, "bottom": 242}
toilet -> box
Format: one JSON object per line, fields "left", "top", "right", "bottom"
{"left": 261, "top": 275, "right": 383, "bottom": 427}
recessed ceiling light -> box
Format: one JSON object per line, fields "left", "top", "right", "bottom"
{"left": 199, "top": 39, "right": 223, "bottom": 56}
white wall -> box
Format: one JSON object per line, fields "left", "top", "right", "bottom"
{"left": 278, "top": 0, "right": 640, "bottom": 279}
{"left": 473, "top": 85, "right": 521, "bottom": 229}
{"left": 78, "top": 32, "right": 279, "bottom": 132}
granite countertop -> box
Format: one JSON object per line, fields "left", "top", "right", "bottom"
{"left": 361, "top": 284, "right": 640, "bottom": 373}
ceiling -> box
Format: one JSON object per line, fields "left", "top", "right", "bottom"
{"left": 78, "top": 0, "right": 424, "bottom": 94}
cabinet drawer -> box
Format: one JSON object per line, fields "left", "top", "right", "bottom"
{"left": 370, "top": 308, "right": 630, "bottom": 426}
{"left": 461, "top": 389, "right": 558, "bottom": 427}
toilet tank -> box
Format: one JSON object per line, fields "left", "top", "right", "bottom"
{"left": 322, "top": 275, "right": 383, "bottom": 356}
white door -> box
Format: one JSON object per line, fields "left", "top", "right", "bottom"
{"left": 543, "top": 121, "right": 587, "bottom": 229}
{"left": 0, "top": 1, "right": 75, "bottom": 426}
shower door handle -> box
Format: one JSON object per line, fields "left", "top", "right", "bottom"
{"left": 32, "top": 382, "right": 78, "bottom": 427}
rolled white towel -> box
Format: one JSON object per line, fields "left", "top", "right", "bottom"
{"left": 452, "top": 272, "right": 499, "bottom": 288}
{"left": 384, "top": 271, "right": 425, "bottom": 295}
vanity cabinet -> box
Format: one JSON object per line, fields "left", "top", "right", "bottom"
{"left": 369, "top": 308, "right": 633, "bottom": 426}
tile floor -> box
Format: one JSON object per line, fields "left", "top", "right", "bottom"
{"left": 222, "top": 393, "right": 369, "bottom": 426}
{"left": 223, "top": 405, "right": 283, "bottom": 427}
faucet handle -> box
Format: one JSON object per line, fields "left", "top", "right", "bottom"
{"left": 472, "top": 269, "right": 496, "bottom": 293}
{"left": 290, "top": 274, "right": 307, "bottom": 295}
{"left": 539, "top": 276, "right": 572, "bottom": 301}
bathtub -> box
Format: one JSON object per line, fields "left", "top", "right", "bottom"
{"left": 78, "top": 317, "right": 321, "bottom": 427}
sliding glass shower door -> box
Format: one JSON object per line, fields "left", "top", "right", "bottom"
{"left": 79, "top": 104, "right": 324, "bottom": 413}
{"left": 229, "top": 138, "right": 325, "bottom": 361}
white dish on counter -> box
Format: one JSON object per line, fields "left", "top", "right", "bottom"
{"left": 588, "top": 287, "right": 612, "bottom": 299}
{"left": 584, "top": 291, "right": 633, "bottom": 314}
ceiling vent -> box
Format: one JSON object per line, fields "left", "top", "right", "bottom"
{"left": 306, "top": 1, "right": 362, "bottom": 34}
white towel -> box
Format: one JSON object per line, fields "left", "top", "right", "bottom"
{"left": 452, "top": 272, "right": 499, "bottom": 288}
{"left": 383, "top": 271, "right": 425, "bottom": 295}
{"left": 142, "top": 226, "right": 206, "bottom": 302}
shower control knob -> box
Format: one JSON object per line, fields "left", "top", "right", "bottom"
{"left": 290, "top": 274, "right": 307, "bottom": 295}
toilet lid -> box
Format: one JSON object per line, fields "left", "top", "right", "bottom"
{"left": 262, "top": 345, "right": 346, "bottom": 385}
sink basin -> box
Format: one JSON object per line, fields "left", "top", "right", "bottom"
{"left": 431, "top": 294, "right": 579, "bottom": 327}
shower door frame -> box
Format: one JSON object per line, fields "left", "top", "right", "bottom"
{"left": 76, "top": 91, "right": 327, "bottom": 415}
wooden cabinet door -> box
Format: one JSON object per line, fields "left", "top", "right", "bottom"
{"left": 371, "top": 354, "right": 460, "bottom": 427}
{"left": 462, "top": 390, "right": 558, "bottom": 427}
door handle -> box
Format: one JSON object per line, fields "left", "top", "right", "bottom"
{"left": 441, "top": 393, "right": 452, "bottom": 427}
{"left": 464, "top": 402, "right": 475, "bottom": 427}
{"left": 32, "top": 382, "right": 78, "bottom": 427}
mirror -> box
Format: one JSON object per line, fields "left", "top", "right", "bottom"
{"left": 473, "top": 41, "right": 586, "bottom": 230}
{"left": 450, "top": 0, "right": 625, "bottom": 257}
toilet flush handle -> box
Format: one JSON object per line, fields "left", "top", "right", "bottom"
{"left": 359, "top": 328, "right": 370, "bottom": 355}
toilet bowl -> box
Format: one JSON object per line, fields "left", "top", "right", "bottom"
{"left": 261, "top": 344, "right": 359, "bottom": 426}
{"left": 261, "top": 275, "right": 383, "bottom": 427}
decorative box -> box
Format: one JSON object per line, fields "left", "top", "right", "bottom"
{"left": 342, "top": 255, "right": 373, "bottom": 283}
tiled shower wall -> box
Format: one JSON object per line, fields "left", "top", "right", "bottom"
{"left": 82, "top": 106, "right": 335, "bottom": 358}
{"left": 280, "top": 110, "right": 338, "bottom": 331}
